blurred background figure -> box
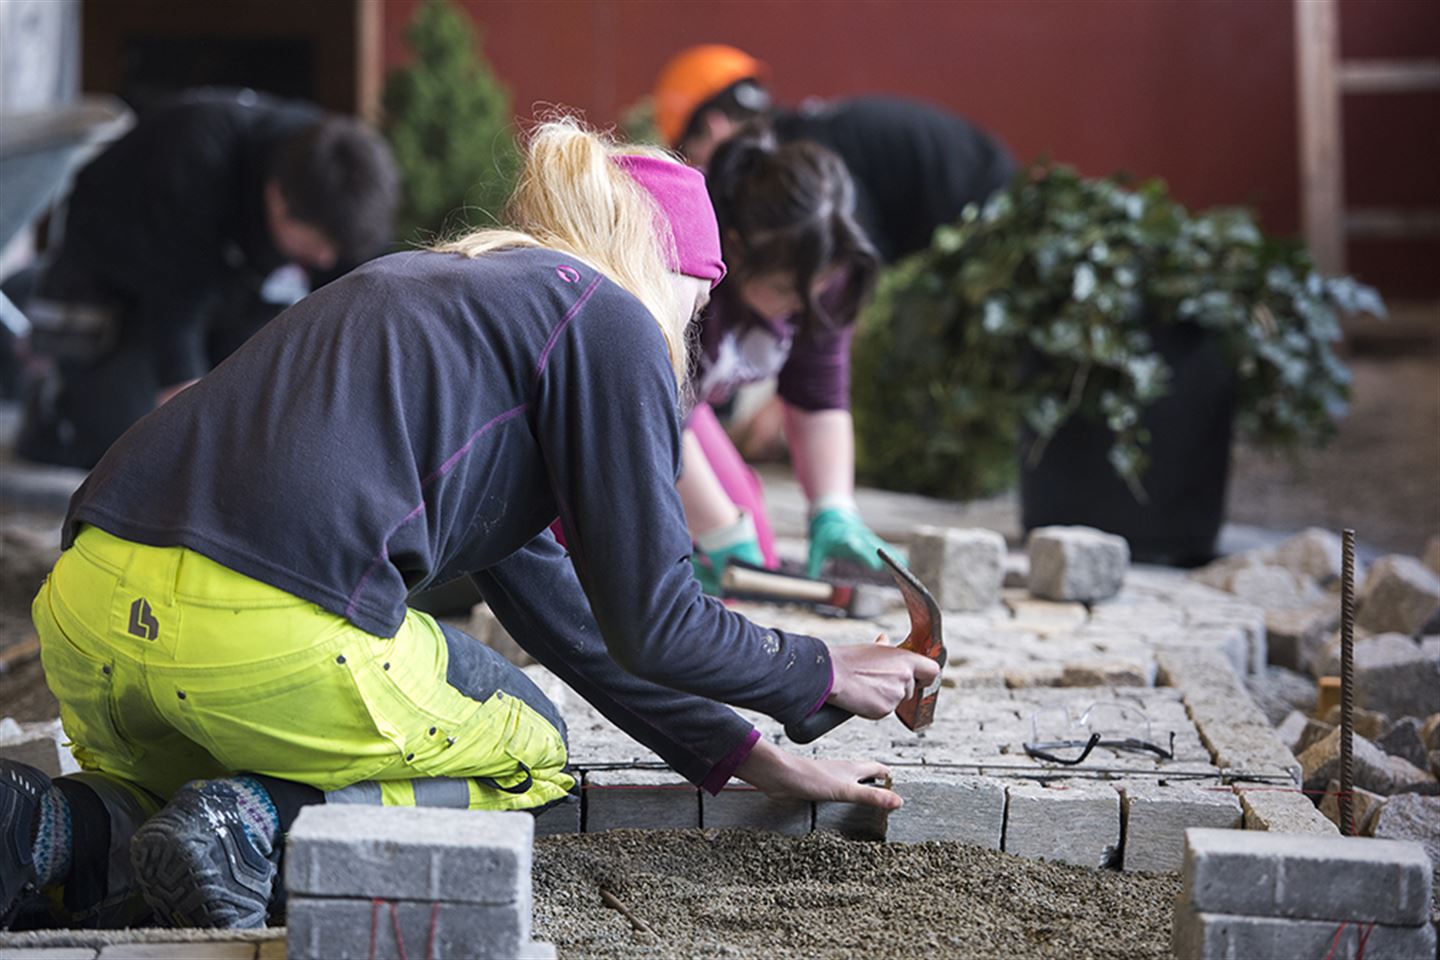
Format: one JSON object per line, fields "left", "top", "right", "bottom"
{"left": 11, "top": 89, "right": 397, "bottom": 468}
{"left": 653, "top": 43, "right": 1017, "bottom": 265}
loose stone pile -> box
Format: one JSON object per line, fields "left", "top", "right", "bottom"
{"left": 1173, "top": 828, "right": 1437, "bottom": 959}
{"left": 286, "top": 806, "right": 554, "bottom": 960}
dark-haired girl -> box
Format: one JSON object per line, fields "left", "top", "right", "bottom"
{"left": 682, "top": 131, "right": 897, "bottom": 591}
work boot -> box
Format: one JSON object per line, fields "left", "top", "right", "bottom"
{"left": 130, "top": 778, "right": 279, "bottom": 928}
{"left": 0, "top": 760, "right": 50, "bottom": 927}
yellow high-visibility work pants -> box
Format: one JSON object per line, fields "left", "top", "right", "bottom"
{"left": 33, "top": 526, "right": 572, "bottom": 810}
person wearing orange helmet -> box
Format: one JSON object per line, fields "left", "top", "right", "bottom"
{"left": 655, "top": 46, "right": 1015, "bottom": 590}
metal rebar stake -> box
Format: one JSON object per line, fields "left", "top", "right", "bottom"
{"left": 1338, "top": 528, "right": 1356, "bottom": 836}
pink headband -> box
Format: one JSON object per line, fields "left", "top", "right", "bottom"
{"left": 612, "top": 155, "right": 727, "bottom": 287}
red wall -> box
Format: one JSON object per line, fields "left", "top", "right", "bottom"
{"left": 381, "top": 0, "right": 1439, "bottom": 297}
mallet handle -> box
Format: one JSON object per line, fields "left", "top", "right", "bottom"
{"left": 784, "top": 703, "right": 854, "bottom": 744}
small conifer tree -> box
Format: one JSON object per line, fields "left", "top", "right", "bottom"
{"left": 382, "top": 0, "right": 518, "bottom": 243}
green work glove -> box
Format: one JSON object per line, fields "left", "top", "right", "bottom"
{"left": 691, "top": 512, "right": 764, "bottom": 596}
{"left": 806, "top": 505, "right": 895, "bottom": 579}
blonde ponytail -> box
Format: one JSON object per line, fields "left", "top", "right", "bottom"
{"left": 435, "top": 119, "right": 691, "bottom": 384}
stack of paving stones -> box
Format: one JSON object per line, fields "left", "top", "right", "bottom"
{"left": 285, "top": 806, "right": 554, "bottom": 960}
{"left": 1173, "top": 828, "right": 1437, "bottom": 959}
{"left": 1193, "top": 529, "right": 1440, "bottom": 859}
{"left": 497, "top": 523, "right": 1356, "bottom": 873}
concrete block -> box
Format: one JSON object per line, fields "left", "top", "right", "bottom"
{"left": 1378, "top": 718, "right": 1432, "bottom": 771}
{"left": 96, "top": 947, "right": 256, "bottom": 960}
{"left": 583, "top": 769, "right": 698, "bottom": 832}
{"left": 533, "top": 796, "right": 580, "bottom": 837}
{"left": 1118, "top": 783, "right": 1241, "bottom": 873}
{"left": 1004, "top": 781, "right": 1120, "bottom": 868}
{"left": 1172, "top": 901, "right": 1436, "bottom": 960}
{"left": 1265, "top": 604, "right": 1339, "bottom": 673}
{"left": 287, "top": 896, "right": 527, "bottom": 960}
{"left": 0, "top": 718, "right": 80, "bottom": 777}
{"left": 285, "top": 806, "right": 531, "bottom": 905}
{"left": 1358, "top": 555, "right": 1440, "bottom": 636}
{"left": 908, "top": 526, "right": 1005, "bottom": 612}
{"left": 1236, "top": 786, "right": 1338, "bottom": 835}
{"left": 1027, "top": 526, "right": 1129, "bottom": 603}
{"left": 702, "top": 781, "right": 811, "bottom": 835}
{"left": 1182, "top": 827, "right": 1433, "bottom": 925}
{"left": 886, "top": 774, "right": 1005, "bottom": 847}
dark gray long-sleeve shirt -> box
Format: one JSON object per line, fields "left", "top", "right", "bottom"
{"left": 64, "top": 247, "right": 833, "bottom": 786}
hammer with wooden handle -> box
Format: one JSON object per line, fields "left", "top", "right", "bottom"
{"left": 719, "top": 560, "right": 894, "bottom": 620}
{"left": 783, "top": 548, "right": 947, "bottom": 743}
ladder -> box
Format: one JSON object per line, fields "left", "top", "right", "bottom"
{"left": 1295, "top": 0, "right": 1440, "bottom": 276}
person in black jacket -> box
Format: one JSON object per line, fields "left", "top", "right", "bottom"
{"left": 651, "top": 44, "right": 1017, "bottom": 264}
{"left": 15, "top": 89, "right": 399, "bottom": 468}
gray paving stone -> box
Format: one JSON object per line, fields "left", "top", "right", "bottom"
{"left": 1171, "top": 901, "right": 1436, "bottom": 960}
{"left": 886, "top": 773, "right": 1005, "bottom": 846}
{"left": 1275, "top": 710, "right": 1308, "bottom": 754}
{"left": 285, "top": 806, "right": 531, "bottom": 905}
{"left": 908, "top": 526, "right": 1006, "bottom": 612}
{"left": 287, "top": 896, "right": 527, "bottom": 960}
{"left": 1027, "top": 526, "right": 1128, "bottom": 603}
{"left": 1235, "top": 786, "right": 1339, "bottom": 835}
{"left": 1004, "top": 781, "right": 1120, "bottom": 867}
{"left": 583, "top": 769, "right": 699, "bottom": 832}
{"left": 1357, "top": 555, "right": 1440, "bottom": 636}
{"left": 0, "top": 719, "right": 78, "bottom": 777}
{"left": 1300, "top": 728, "right": 1405, "bottom": 796}
{"left": 1118, "top": 782, "right": 1241, "bottom": 873}
{"left": 1369, "top": 794, "right": 1440, "bottom": 896}
{"left": 702, "top": 781, "right": 812, "bottom": 835}
{"left": 1226, "top": 564, "right": 1317, "bottom": 611}
{"left": 1318, "top": 779, "right": 1387, "bottom": 834}
{"left": 1265, "top": 603, "right": 1339, "bottom": 673}
{"left": 0, "top": 950, "right": 99, "bottom": 959}
{"left": 97, "top": 947, "right": 256, "bottom": 960}
{"left": 1377, "top": 717, "right": 1431, "bottom": 771}
{"left": 813, "top": 799, "right": 889, "bottom": 840}
{"left": 1182, "top": 827, "right": 1433, "bottom": 925}
{"left": 1326, "top": 633, "right": 1440, "bottom": 719}
{"left": 533, "top": 796, "right": 580, "bottom": 837}
{"left": 1268, "top": 527, "right": 1346, "bottom": 584}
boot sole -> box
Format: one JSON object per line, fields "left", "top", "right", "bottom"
{"left": 130, "top": 793, "right": 274, "bottom": 929}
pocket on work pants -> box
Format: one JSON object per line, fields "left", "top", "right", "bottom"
{"left": 33, "top": 576, "right": 138, "bottom": 776}
{"left": 350, "top": 610, "right": 572, "bottom": 810}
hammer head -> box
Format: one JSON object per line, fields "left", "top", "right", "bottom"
{"left": 878, "top": 549, "right": 946, "bottom": 731}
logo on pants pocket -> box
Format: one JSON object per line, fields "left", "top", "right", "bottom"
{"left": 128, "top": 597, "right": 159, "bottom": 639}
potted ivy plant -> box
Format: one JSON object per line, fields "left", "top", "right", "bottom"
{"left": 852, "top": 164, "right": 1383, "bottom": 565}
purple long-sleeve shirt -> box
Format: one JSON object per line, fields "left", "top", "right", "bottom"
{"left": 694, "top": 276, "right": 855, "bottom": 413}
{"left": 64, "top": 247, "right": 834, "bottom": 789}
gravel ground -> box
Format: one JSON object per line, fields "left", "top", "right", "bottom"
{"left": 533, "top": 830, "right": 1181, "bottom": 960}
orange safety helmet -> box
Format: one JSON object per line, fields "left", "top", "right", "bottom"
{"left": 652, "top": 44, "right": 769, "bottom": 148}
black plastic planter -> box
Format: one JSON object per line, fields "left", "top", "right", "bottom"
{"left": 1018, "top": 324, "right": 1236, "bottom": 567}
